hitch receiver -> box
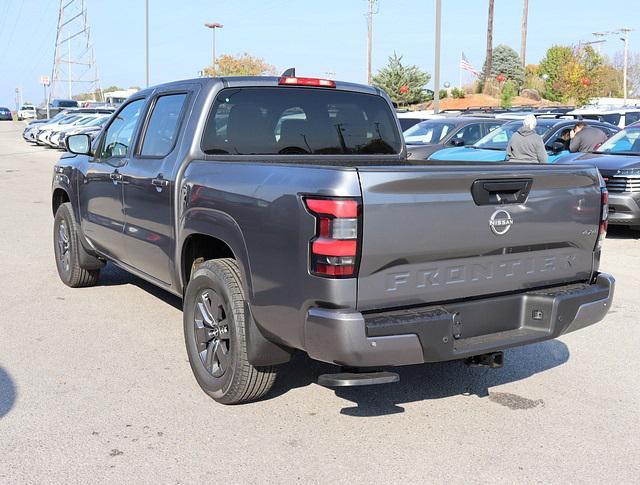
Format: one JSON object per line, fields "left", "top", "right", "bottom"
{"left": 464, "top": 351, "right": 504, "bottom": 369}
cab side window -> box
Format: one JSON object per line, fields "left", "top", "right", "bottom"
{"left": 140, "top": 93, "right": 188, "bottom": 157}
{"left": 98, "top": 99, "right": 145, "bottom": 160}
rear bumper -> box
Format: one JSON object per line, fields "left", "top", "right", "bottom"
{"left": 608, "top": 193, "right": 640, "bottom": 226}
{"left": 304, "top": 273, "right": 615, "bottom": 367}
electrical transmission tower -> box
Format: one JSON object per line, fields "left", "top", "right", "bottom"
{"left": 50, "top": 0, "right": 101, "bottom": 102}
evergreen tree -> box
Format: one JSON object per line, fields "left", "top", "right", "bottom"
{"left": 372, "top": 53, "right": 431, "bottom": 105}
{"left": 483, "top": 44, "right": 525, "bottom": 86}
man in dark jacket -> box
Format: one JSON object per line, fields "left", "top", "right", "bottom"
{"left": 505, "top": 115, "right": 548, "bottom": 163}
{"left": 569, "top": 122, "right": 607, "bottom": 152}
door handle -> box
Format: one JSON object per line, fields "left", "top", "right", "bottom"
{"left": 110, "top": 171, "right": 123, "bottom": 184}
{"left": 152, "top": 174, "right": 170, "bottom": 190}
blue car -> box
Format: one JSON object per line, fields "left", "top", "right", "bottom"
{"left": 429, "top": 118, "right": 619, "bottom": 163}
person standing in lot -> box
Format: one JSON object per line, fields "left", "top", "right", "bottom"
{"left": 505, "top": 114, "right": 548, "bottom": 163}
{"left": 570, "top": 121, "right": 607, "bottom": 152}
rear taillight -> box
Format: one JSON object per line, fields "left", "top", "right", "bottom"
{"left": 279, "top": 76, "right": 336, "bottom": 88}
{"left": 304, "top": 197, "right": 361, "bottom": 278}
{"left": 597, "top": 187, "right": 608, "bottom": 249}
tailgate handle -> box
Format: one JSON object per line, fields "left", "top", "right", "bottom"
{"left": 471, "top": 178, "right": 532, "bottom": 205}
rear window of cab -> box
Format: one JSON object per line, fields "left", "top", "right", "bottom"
{"left": 201, "top": 87, "right": 402, "bottom": 156}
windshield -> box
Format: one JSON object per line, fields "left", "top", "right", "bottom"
{"left": 596, "top": 127, "right": 640, "bottom": 154}
{"left": 84, "top": 116, "right": 108, "bottom": 127}
{"left": 202, "top": 87, "right": 402, "bottom": 155}
{"left": 473, "top": 121, "right": 548, "bottom": 150}
{"left": 404, "top": 120, "right": 457, "bottom": 145}
{"left": 58, "top": 115, "right": 82, "bottom": 125}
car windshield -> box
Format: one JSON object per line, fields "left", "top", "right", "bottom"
{"left": 84, "top": 116, "right": 108, "bottom": 127}
{"left": 73, "top": 116, "right": 99, "bottom": 126}
{"left": 473, "top": 121, "right": 548, "bottom": 150}
{"left": 58, "top": 115, "right": 82, "bottom": 125}
{"left": 404, "top": 120, "right": 457, "bottom": 145}
{"left": 595, "top": 127, "right": 640, "bottom": 154}
{"left": 20, "top": 106, "right": 35, "bottom": 111}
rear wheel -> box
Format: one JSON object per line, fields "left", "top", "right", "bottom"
{"left": 183, "top": 258, "right": 277, "bottom": 404}
{"left": 53, "top": 203, "right": 100, "bottom": 288}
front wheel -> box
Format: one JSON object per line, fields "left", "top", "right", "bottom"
{"left": 53, "top": 202, "right": 100, "bottom": 288}
{"left": 183, "top": 258, "right": 277, "bottom": 404}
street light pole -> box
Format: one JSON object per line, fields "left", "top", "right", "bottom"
{"left": 433, "top": 0, "right": 442, "bottom": 114}
{"left": 205, "top": 23, "right": 224, "bottom": 73}
{"left": 621, "top": 28, "right": 631, "bottom": 104}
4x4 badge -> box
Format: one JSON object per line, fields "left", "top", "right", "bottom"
{"left": 489, "top": 209, "right": 513, "bottom": 235}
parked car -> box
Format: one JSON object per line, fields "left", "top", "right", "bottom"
{"left": 429, "top": 119, "right": 619, "bottom": 163}
{"left": 17, "top": 105, "right": 37, "bottom": 120}
{"left": 29, "top": 109, "right": 115, "bottom": 145}
{"left": 405, "top": 117, "right": 505, "bottom": 159}
{"left": 52, "top": 74, "right": 614, "bottom": 404}
{"left": 555, "top": 123, "right": 640, "bottom": 231}
{"left": 567, "top": 107, "right": 640, "bottom": 128}
{"left": 0, "top": 107, "right": 12, "bottom": 121}
{"left": 50, "top": 99, "right": 79, "bottom": 109}
{"left": 46, "top": 114, "right": 108, "bottom": 148}
{"left": 396, "top": 110, "right": 442, "bottom": 131}
{"left": 55, "top": 114, "right": 110, "bottom": 149}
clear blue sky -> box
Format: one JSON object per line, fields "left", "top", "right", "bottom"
{"left": 0, "top": 0, "right": 639, "bottom": 108}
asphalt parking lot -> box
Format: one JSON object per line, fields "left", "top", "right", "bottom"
{"left": 0, "top": 121, "right": 639, "bottom": 484}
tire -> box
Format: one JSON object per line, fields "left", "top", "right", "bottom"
{"left": 53, "top": 202, "right": 100, "bottom": 288}
{"left": 183, "top": 258, "right": 277, "bottom": 404}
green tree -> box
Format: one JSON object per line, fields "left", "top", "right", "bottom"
{"left": 501, "top": 80, "right": 517, "bottom": 108}
{"left": 203, "top": 53, "right": 276, "bottom": 77}
{"left": 372, "top": 53, "right": 431, "bottom": 105}
{"left": 483, "top": 44, "right": 525, "bottom": 86}
{"left": 538, "top": 45, "right": 575, "bottom": 101}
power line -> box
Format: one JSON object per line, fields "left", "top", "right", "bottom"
{"left": 0, "top": 0, "right": 26, "bottom": 62}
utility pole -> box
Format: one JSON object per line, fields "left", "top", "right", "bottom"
{"left": 205, "top": 22, "right": 224, "bottom": 74}
{"left": 520, "top": 0, "right": 528, "bottom": 67}
{"left": 433, "top": 0, "right": 442, "bottom": 113}
{"left": 145, "top": 0, "right": 149, "bottom": 88}
{"left": 366, "top": 0, "right": 378, "bottom": 85}
{"left": 484, "top": 0, "right": 495, "bottom": 82}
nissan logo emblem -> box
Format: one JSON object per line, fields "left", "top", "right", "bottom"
{"left": 489, "top": 209, "right": 513, "bottom": 235}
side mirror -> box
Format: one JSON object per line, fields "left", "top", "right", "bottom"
{"left": 66, "top": 134, "right": 92, "bottom": 155}
{"left": 451, "top": 138, "right": 465, "bottom": 147}
{"left": 547, "top": 141, "right": 565, "bottom": 154}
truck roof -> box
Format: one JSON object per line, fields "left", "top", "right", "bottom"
{"left": 135, "top": 76, "right": 382, "bottom": 98}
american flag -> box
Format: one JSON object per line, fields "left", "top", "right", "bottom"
{"left": 460, "top": 52, "right": 480, "bottom": 77}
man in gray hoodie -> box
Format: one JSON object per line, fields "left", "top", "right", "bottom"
{"left": 569, "top": 121, "right": 607, "bottom": 152}
{"left": 505, "top": 114, "right": 548, "bottom": 163}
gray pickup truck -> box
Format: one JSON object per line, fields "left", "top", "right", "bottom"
{"left": 52, "top": 73, "right": 615, "bottom": 404}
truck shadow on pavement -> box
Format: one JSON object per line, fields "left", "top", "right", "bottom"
{"left": 97, "top": 264, "right": 183, "bottom": 311}
{"left": 606, "top": 226, "right": 640, "bottom": 240}
{"left": 270, "top": 340, "right": 569, "bottom": 417}
{"left": 0, "top": 367, "right": 17, "bottom": 418}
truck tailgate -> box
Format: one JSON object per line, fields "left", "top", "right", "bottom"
{"left": 356, "top": 164, "right": 602, "bottom": 312}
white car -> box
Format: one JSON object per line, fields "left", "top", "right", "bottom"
{"left": 17, "top": 105, "right": 37, "bottom": 121}
{"left": 36, "top": 114, "right": 93, "bottom": 145}
{"left": 46, "top": 114, "right": 108, "bottom": 147}
{"left": 567, "top": 107, "right": 640, "bottom": 128}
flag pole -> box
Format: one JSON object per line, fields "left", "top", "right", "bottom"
{"left": 459, "top": 52, "right": 463, "bottom": 90}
